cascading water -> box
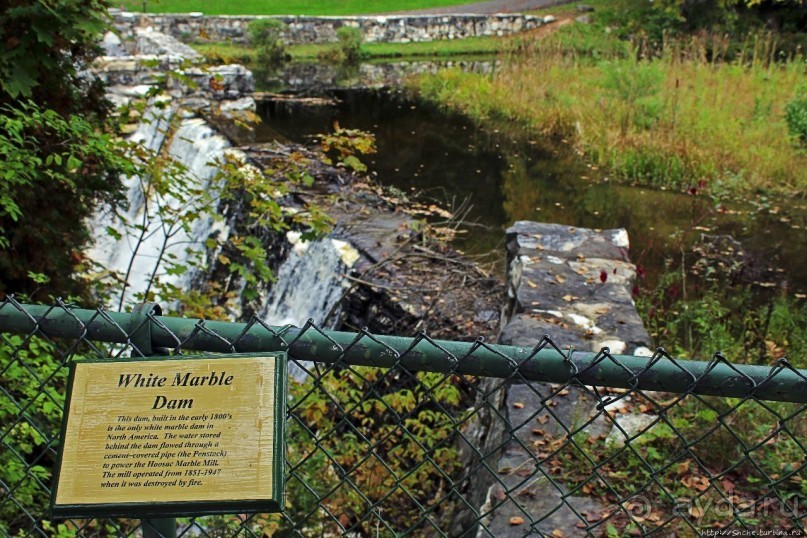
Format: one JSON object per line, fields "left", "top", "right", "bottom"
{"left": 89, "top": 104, "right": 231, "bottom": 309}
{"left": 260, "top": 231, "right": 360, "bottom": 380}
{"left": 261, "top": 231, "right": 359, "bottom": 328}
{"left": 90, "top": 103, "right": 359, "bottom": 347}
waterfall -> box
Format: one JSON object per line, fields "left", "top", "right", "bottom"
{"left": 261, "top": 232, "right": 358, "bottom": 328}
{"left": 261, "top": 231, "right": 359, "bottom": 380}
{"left": 89, "top": 105, "right": 231, "bottom": 309}
{"left": 89, "top": 102, "right": 359, "bottom": 378}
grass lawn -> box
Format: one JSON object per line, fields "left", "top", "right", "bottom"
{"left": 193, "top": 36, "right": 506, "bottom": 64}
{"left": 121, "top": 0, "right": 480, "bottom": 16}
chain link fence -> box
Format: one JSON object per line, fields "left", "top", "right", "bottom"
{"left": 1, "top": 298, "right": 805, "bottom": 537}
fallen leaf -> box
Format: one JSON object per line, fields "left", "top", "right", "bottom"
{"left": 509, "top": 516, "right": 525, "bottom": 526}
{"left": 552, "top": 530, "right": 564, "bottom": 537}
{"left": 538, "top": 414, "right": 550, "bottom": 424}
{"left": 513, "top": 402, "right": 525, "bottom": 409}
{"left": 526, "top": 279, "right": 538, "bottom": 288}
{"left": 555, "top": 274, "right": 566, "bottom": 284}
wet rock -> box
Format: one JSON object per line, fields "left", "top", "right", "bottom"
{"left": 135, "top": 27, "right": 201, "bottom": 59}
{"left": 230, "top": 142, "right": 503, "bottom": 339}
{"left": 182, "top": 64, "right": 254, "bottom": 100}
{"left": 101, "top": 31, "right": 127, "bottom": 57}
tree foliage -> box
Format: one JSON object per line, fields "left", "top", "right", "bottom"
{"left": 0, "top": 102, "right": 130, "bottom": 297}
{"left": 0, "top": 0, "right": 110, "bottom": 114}
{"left": 0, "top": 0, "right": 125, "bottom": 299}
{"left": 673, "top": 0, "right": 806, "bottom": 31}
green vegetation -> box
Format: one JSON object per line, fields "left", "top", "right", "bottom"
{"left": 415, "top": 22, "right": 807, "bottom": 195}
{"left": 785, "top": 87, "right": 807, "bottom": 145}
{"left": 282, "top": 367, "right": 466, "bottom": 534}
{"left": 248, "top": 18, "right": 290, "bottom": 68}
{"left": 549, "top": 393, "right": 804, "bottom": 533}
{"left": 122, "top": 0, "right": 471, "bottom": 16}
{"left": 0, "top": 336, "right": 66, "bottom": 534}
{"left": 193, "top": 35, "right": 506, "bottom": 65}
{"left": 640, "top": 263, "right": 807, "bottom": 367}
{"left": 318, "top": 26, "right": 365, "bottom": 64}
{"left": 0, "top": 0, "right": 128, "bottom": 299}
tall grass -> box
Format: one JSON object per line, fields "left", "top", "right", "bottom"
{"left": 414, "top": 25, "right": 807, "bottom": 194}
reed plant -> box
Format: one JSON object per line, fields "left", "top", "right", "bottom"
{"left": 414, "top": 26, "right": 807, "bottom": 195}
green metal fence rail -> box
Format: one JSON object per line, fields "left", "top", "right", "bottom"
{"left": 1, "top": 298, "right": 805, "bottom": 536}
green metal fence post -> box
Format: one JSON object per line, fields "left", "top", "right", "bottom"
{"left": 132, "top": 302, "right": 177, "bottom": 538}
{"left": 1, "top": 302, "right": 803, "bottom": 403}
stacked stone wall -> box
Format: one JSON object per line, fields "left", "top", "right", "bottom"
{"left": 111, "top": 11, "right": 545, "bottom": 45}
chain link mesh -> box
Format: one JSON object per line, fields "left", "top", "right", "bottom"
{"left": 1, "top": 298, "right": 804, "bottom": 537}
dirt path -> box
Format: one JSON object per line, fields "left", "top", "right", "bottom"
{"left": 385, "top": 0, "right": 573, "bottom": 15}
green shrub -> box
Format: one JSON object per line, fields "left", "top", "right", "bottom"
{"left": 0, "top": 336, "right": 67, "bottom": 534}
{"left": 599, "top": 59, "right": 664, "bottom": 139}
{"left": 247, "top": 18, "right": 289, "bottom": 68}
{"left": 336, "top": 26, "right": 363, "bottom": 63}
{"left": 319, "top": 25, "right": 364, "bottom": 64}
{"left": 784, "top": 90, "right": 807, "bottom": 145}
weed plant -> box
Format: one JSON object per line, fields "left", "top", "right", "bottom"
{"left": 414, "top": 24, "right": 807, "bottom": 195}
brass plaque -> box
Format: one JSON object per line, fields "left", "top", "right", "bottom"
{"left": 52, "top": 353, "right": 286, "bottom": 517}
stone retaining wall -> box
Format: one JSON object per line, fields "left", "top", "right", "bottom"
{"left": 111, "top": 11, "right": 546, "bottom": 45}
{"left": 457, "top": 221, "right": 653, "bottom": 537}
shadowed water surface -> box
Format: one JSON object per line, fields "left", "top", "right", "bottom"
{"left": 256, "top": 88, "right": 807, "bottom": 296}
